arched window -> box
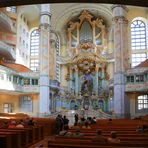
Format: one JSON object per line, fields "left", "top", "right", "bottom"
{"left": 131, "top": 20, "right": 147, "bottom": 67}
{"left": 30, "top": 29, "right": 39, "bottom": 72}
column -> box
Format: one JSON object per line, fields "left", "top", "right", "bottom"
{"left": 102, "top": 64, "right": 106, "bottom": 89}
{"left": 68, "top": 66, "right": 73, "bottom": 93}
{"left": 39, "top": 4, "right": 51, "bottom": 115}
{"left": 105, "top": 99, "right": 109, "bottom": 112}
{"left": 112, "top": 5, "right": 130, "bottom": 118}
{"left": 94, "top": 65, "right": 99, "bottom": 95}
{"left": 75, "top": 65, "right": 79, "bottom": 97}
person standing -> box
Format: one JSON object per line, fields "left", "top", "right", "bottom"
{"left": 55, "top": 114, "right": 63, "bottom": 135}
{"left": 63, "top": 115, "right": 69, "bottom": 130}
{"left": 74, "top": 113, "right": 79, "bottom": 125}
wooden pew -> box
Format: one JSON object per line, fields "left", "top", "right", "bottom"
{"left": 0, "top": 134, "right": 11, "bottom": 148}
{"left": 0, "top": 131, "right": 21, "bottom": 148}
{"left": 0, "top": 128, "right": 29, "bottom": 146}
{"left": 48, "top": 136, "right": 148, "bottom": 147}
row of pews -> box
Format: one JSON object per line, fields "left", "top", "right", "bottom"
{"left": 0, "top": 114, "right": 56, "bottom": 148}
{"left": 48, "top": 119, "right": 148, "bottom": 148}
{"left": 0, "top": 124, "right": 48, "bottom": 148}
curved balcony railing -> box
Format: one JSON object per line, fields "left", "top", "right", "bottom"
{"left": 0, "top": 41, "right": 16, "bottom": 60}
{"left": 0, "top": 80, "right": 39, "bottom": 93}
{"left": 0, "top": 65, "right": 61, "bottom": 93}
{"left": 0, "top": 11, "right": 16, "bottom": 33}
{"left": 126, "top": 82, "right": 148, "bottom": 92}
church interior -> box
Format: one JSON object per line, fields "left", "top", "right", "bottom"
{"left": 0, "top": 2, "right": 148, "bottom": 147}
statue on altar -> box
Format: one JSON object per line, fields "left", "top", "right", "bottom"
{"left": 81, "top": 72, "right": 93, "bottom": 95}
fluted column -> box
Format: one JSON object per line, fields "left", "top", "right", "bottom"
{"left": 39, "top": 4, "right": 51, "bottom": 115}
{"left": 112, "top": 5, "right": 130, "bottom": 118}
{"left": 75, "top": 65, "right": 79, "bottom": 97}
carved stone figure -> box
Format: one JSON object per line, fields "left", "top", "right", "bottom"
{"left": 81, "top": 73, "right": 93, "bottom": 95}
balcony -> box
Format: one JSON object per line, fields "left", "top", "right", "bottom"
{"left": 126, "top": 82, "right": 148, "bottom": 92}
{"left": 0, "top": 41, "right": 16, "bottom": 60}
{"left": 0, "top": 11, "right": 16, "bottom": 33}
{"left": 50, "top": 79, "right": 60, "bottom": 89}
{"left": 125, "top": 67, "right": 148, "bottom": 92}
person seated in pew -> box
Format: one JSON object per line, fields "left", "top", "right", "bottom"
{"left": 72, "top": 128, "right": 84, "bottom": 138}
{"left": 71, "top": 122, "right": 80, "bottom": 129}
{"left": 79, "top": 116, "right": 86, "bottom": 127}
{"left": 59, "top": 130, "right": 73, "bottom": 137}
{"left": 92, "top": 129, "right": 107, "bottom": 143}
{"left": 107, "top": 131, "right": 120, "bottom": 143}
{"left": 28, "top": 118, "right": 36, "bottom": 126}
{"left": 91, "top": 117, "right": 96, "bottom": 124}
{"left": 8, "top": 120, "right": 16, "bottom": 128}
{"left": 59, "top": 130, "right": 68, "bottom": 136}
{"left": 16, "top": 121, "right": 24, "bottom": 128}
{"left": 64, "top": 131, "right": 73, "bottom": 137}
{"left": 82, "top": 121, "right": 91, "bottom": 129}
{"left": 136, "top": 124, "right": 148, "bottom": 133}
{"left": 0, "top": 121, "right": 8, "bottom": 128}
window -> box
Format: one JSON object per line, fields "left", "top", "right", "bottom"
{"left": 19, "top": 96, "right": 32, "bottom": 112}
{"left": 131, "top": 20, "right": 146, "bottom": 50}
{"left": 30, "top": 29, "right": 39, "bottom": 72}
{"left": 0, "top": 73, "right": 4, "bottom": 80}
{"left": 3, "top": 103, "right": 14, "bottom": 113}
{"left": 23, "top": 78, "right": 30, "bottom": 85}
{"left": 32, "top": 79, "right": 38, "bottom": 85}
{"left": 132, "top": 53, "right": 147, "bottom": 67}
{"left": 126, "top": 75, "right": 134, "bottom": 83}
{"left": 137, "top": 95, "right": 148, "bottom": 110}
{"left": 135, "top": 75, "right": 144, "bottom": 82}
{"left": 30, "top": 59, "right": 39, "bottom": 72}
{"left": 131, "top": 20, "right": 147, "bottom": 67}
{"left": 6, "top": 6, "right": 16, "bottom": 13}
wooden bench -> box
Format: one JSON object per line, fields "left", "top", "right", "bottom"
{"left": 0, "top": 134, "right": 11, "bottom": 148}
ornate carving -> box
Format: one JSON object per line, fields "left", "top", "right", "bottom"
{"left": 112, "top": 16, "right": 128, "bottom": 24}
{"left": 39, "top": 23, "right": 50, "bottom": 31}
{"left": 77, "top": 42, "right": 95, "bottom": 51}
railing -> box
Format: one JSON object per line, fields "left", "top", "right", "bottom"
{"left": 50, "top": 79, "right": 60, "bottom": 86}
{"left": 126, "top": 82, "right": 148, "bottom": 92}
{"left": 0, "top": 11, "right": 16, "bottom": 33}
{"left": 0, "top": 41, "right": 16, "bottom": 60}
{"left": 0, "top": 79, "right": 39, "bottom": 93}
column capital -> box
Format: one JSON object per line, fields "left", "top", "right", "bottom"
{"left": 111, "top": 5, "right": 128, "bottom": 17}
{"left": 40, "top": 11, "right": 51, "bottom": 18}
